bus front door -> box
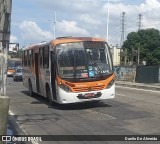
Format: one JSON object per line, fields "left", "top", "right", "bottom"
{"left": 51, "top": 52, "right": 57, "bottom": 100}
{"left": 35, "top": 53, "right": 40, "bottom": 93}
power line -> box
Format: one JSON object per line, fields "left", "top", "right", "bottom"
{"left": 95, "top": 9, "right": 160, "bottom": 46}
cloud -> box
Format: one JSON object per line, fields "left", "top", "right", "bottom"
{"left": 57, "top": 20, "right": 90, "bottom": 36}
{"left": 19, "top": 21, "right": 53, "bottom": 43}
{"left": 143, "top": 16, "right": 160, "bottom": 29}
{"left": 100, "top": 0, "right": 160, "bottom": 45}
{"left": 10, "top": 35, "right": 18, "bottom": 43}
{"left": 12, "top": 0, "right": 160, "bottom": 47}
{"left": 18, "top": 20, "right": 90, "bottom": 42}
{"left": 79, "top": 14, "right": 102, "bottom": 25}
{"left": 145, "top": 0, "right": 160, "bottom": 9}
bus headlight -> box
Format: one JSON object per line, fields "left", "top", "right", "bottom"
{"left": 106, "top": 79, "right": 115, "bottom": 89}
{"left": 59, "top": 84, "right": 71, "bottom": 92}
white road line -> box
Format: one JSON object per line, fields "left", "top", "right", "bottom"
{"left": 85, "top": 109, "right": 116, "bottom": 119}
{"left": 103, "top": 113, "right": 116, "bottom": 119}
{"left": 116, "top": 85, "right": 160, "bottom": 93}
{"left": 9, "top": 110, "right": 40, "bottom": 144}
{"left": 116, "top": 93, "right": 126, "bottom": 97}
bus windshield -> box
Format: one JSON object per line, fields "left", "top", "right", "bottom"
{"left": 56, "top": 41, "right": 113, "bottom": 81}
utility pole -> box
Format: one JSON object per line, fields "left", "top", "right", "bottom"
{"left": 0, "top": 0, "right": 12, "bottom": 138}
{"left": 137, "top": 45, "right": 140, "bottom": 65}
{"left": 137, "top": 14, "right": 142, "bottom": 65}
{"left": 120, "top": 12, "right": 127, "bottom": 65}
{"left": 0, "top": 0, "right": 12, "bottom": 96}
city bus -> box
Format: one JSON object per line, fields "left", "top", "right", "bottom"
{"left": 22, "top": 37, "right": 115, "bottom": 104}
{"left": 7, "top": 58, "right": 22, "bottom": 76}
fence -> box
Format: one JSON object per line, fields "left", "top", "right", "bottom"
{"left": 114, "top": 66, "right": 160, "bottom": 83}
{"left": 135, "top": 66, "right": 160, "bottom": 83}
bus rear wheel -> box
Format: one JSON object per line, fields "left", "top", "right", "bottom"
{"left": 29, "top": 80, "right": 34, "bottom": 97}
{"left": 46, "top": 86, "right": 53, "bottom": 105}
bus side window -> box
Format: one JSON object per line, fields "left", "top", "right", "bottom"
{"left": 39, "top": 47, "right": 43, "bottom": 67}
{"left": 43, "top": 46, "right": 49, "bottom": 69}
{"left": 31, "top": 49, "right": 34, "bottom": 66}
{"left": 24, "top": 51, "right": 28, "bottom": 66}
{"left": 28, "top": 50, "right": 31, "bottom": 66}
{"left": 22, "top": 51, "right": 24, "bottom": 66}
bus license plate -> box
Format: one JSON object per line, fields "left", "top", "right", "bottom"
{"left": 84, "top": 93, "right": 94, "bottom": 98}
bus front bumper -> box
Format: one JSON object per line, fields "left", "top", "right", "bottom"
{"left": 57, "top": 84, "right": 115, "bottom": 104}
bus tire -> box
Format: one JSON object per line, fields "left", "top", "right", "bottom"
{"left": 46, "top": 85, "right": 53, "bottom": 105}
{"left": 29, "top": 80, "right": 34, "bottom": 97}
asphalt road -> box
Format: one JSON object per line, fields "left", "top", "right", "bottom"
{"left": 6, "top": 77, "right": 160, "bottom": 144}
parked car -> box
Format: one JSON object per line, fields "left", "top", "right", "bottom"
{"left": 7, "top": 67, "right": 16, "bottom": 77}
{"left": 13, "top": 68, "right": 22, "bottom": 81}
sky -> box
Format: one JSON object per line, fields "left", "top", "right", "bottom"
{"left": 10, "top": 0, "right": 160, "bottom": 48}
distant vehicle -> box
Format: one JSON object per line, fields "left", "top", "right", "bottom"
{"left": 13, "top": 68, "right": 22, "bottom": 81}
{"left": 22, "top": 37, "right": 115, "bottom": 104}
{"left": 7, "top": 58, "right": 22, "bottom": 77}
{"left": 8, "top": 58, "right": 22, "bottom": 68}
{"left": 7, "top": 67, "right": 16, "bottom": 76}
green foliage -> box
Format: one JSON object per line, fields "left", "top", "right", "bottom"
{"left": 122, "top": 28, "right": 160, "bottom": 65}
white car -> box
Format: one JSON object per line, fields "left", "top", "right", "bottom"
{"left": 13, "top": 68, "right": 22, "bottom": 81}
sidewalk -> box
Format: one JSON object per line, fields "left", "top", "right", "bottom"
{"left": 116, "top": 81, "right": 160, "bottom": 91}
{"left": 6, "top": 115, "right": 32, "bottom": 144}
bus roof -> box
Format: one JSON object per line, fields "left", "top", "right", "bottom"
{"left": 23, "top": 37, "right": 106, "bottom": 50}
{"left": 23, "top": 41, "right": 49, "bottom": 50}
{"left": 51, "top": 37, "right": 105, "bottom": 46}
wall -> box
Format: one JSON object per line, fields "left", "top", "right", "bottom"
{"left": 114, "top": 66, "right": 136, "bottom": 82}
{"left": 115, "top": 66, "right": 160, "bottom": 83}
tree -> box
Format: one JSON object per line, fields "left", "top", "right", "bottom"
{"left": 122, "top": 28, "right": 160, "bottom": 65}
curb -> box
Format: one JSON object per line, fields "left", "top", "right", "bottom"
{"left": 7, "top": 113, "right": 32, "bottom": 144}
{"left": 8, "top": 111, "right": 40, "bottom": 144}
{"left": 116, "top": 82, "right": 160, "bottom": 91}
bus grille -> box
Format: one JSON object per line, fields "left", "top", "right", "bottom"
{"left": 73, "top": 85, "right": 105, "bottom": 92}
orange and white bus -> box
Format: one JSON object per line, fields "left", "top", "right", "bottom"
{"left": 22, "top": 37, "right": 115, "bottom": 104}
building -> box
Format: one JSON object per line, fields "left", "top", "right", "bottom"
{"left": 110, "top": 46, "right": 121, "bottom": 66}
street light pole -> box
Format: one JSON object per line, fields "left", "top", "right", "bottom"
{"left": 53, "top": 11, "right": 56, "bottom": 39}
{"left": 106, "top": 0, "right": 110, "bottom": 42}
{"left": 53, "top": 11, "right": 62, "bottom": 39}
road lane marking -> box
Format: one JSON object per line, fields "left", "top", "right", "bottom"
{"left": 116, "top": 93, "right": 126, "bottom": 97}
{"left": 9, "top": 110, "right": 40, "bottom": 144}
{"left": 116, "top": 85, "right": 160, "bottom": 94}
{"left": 85, "top": 109, "right": 116, "bottom": 119}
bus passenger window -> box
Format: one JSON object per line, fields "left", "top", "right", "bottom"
{"left": 24, "top": 51, "right": 28, "bottom": 66}
{"left": 39, "top": 48, "right": 43, "bottom": 67}
{"left": 43, "top": 46, "right": 49, "bottom": 69}
{"left": 22, "top": 51, "right": 24, "bottom": 66}
{"left": 31, "top": 50, "right": 34, "bottom": 65}
{"left": 28, "top": 50, "right": 31, "bottom": 66}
